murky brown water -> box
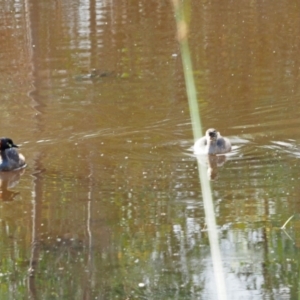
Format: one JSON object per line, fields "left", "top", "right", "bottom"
{"left": 0, "top": 0, "right": 300, "bottom": 299}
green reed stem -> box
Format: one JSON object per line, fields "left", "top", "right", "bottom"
{"left": 180, "top": 41, "right": 203, "bottom": 140}
{"left": 171, "top": 1, "right": 227, "bottom": 299}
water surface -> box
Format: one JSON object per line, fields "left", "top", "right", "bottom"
{"left": 0, "top": 0, "right": 299, "bottom": 299}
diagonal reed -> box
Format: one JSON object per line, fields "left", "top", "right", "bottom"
{"left": 171, "top": 1, "right": 228, "bottom": 299}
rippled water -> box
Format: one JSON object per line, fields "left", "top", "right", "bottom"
{"left": 0, "top": 0, "right": 300, "bottom": 299}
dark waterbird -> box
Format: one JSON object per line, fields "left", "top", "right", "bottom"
{"left": 0, "top": 138, "right": 26, "bottom": 171}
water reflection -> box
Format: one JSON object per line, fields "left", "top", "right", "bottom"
{"left": 196, "top": 154, "right": 227, "bottom": 180}
{"left": 0, "top": 169, "right": 25, "bottom": 201}
{"left": 1, "top": 0, "right": 300, "bottom": 298}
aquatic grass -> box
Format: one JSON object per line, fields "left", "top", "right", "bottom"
{"left": 171, "top": 1, "right": 227, "bottom": 299}
{"left": 281, "top": 214, "right": 294, "bottom": 229}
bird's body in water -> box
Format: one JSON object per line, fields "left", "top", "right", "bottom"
{"left": 0, "top": 138, "right": 26, "bottom": 171}
{"left": 193, "top": 128, "right": 231, "bottom": 155}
